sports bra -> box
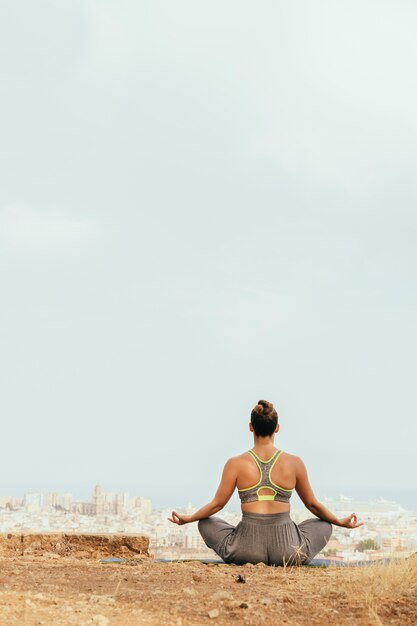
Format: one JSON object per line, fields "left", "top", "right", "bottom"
{"left": 238, "top": 449, "right": 293, "bottom": 504}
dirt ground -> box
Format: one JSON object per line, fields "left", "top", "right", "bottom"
{"left": 0, "top": 555, "right": 416, "bottom": 626}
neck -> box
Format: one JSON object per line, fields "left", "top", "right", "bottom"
{"left": 253, "top": 435, "right": 275, "bottom": 448}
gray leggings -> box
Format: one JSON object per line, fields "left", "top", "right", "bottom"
{"left": 198, "top": 511, "right": 332, "bottom": 566}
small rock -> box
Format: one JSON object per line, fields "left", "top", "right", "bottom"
{"left": 192, "top": 573, "right": 202, "bottom": 582}
{"left": 92, "top": 616, "right": 109, "bottom": 626}
{"left": 240, "top": 602, "right": 249, "bottom": 609}
{"left": 42, "top": 552, "right": 60, "bottom": 559}
{"left": 224, "top": 599, "right": 241, "bottom": 611}
{"left": 210, "top": 590, "right": 233, "bottom": 602}
{"left": 260, "top": 597, "right": 272, "bottom": 605}
{"left": 182, "top": 587, "right": 197, "bottom": 596}
{"left": 89, "top": 595, "right": 104, "bottom": 604}
{"left": 74, "top": 550, "right": 90, "bottom": 558}
{"left": 235, "top": 574, "right": 246, "bottom": 583}
{"left": 208, "top": 608, "right": 220, "bottom": 618}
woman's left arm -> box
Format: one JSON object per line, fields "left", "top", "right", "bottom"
{"left": 168, "top": 458, "right": 237, "bottom": 525}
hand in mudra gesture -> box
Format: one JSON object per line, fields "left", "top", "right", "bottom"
{"left": 338, "top": 513, "right": 363, "bottom": 528}
{"left": 168, "top": 511, "right": 193, "bottom": 525}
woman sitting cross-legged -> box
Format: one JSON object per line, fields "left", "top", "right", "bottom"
{"left": 168, "top": 400, "right": 363, "bottom": 566}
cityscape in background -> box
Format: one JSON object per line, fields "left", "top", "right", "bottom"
{"left": 1, "top": 485, "right": 416, "bottom": 562}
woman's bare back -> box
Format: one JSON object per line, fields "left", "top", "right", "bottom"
{"left": 233, "top": 448, "right": 298, "bottom": 513}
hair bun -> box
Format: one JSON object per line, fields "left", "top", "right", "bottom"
{"left": 254, "top": 400, "right": 273, "bottom": 415}
{"left": 259, "top": 399, "right": 272, "bottom": 410}
{"left": 251, "top": 400, "right": 278, "bottom": 436}
{"left": 258, "top": 400, "right": 271, "bottom": 407}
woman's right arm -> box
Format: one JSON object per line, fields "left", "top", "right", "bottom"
{"left": 294, "top": 457, "right": 363, "bottom": 529}
{"left": 168, "top": 458, "right": 238, "bottom": 525}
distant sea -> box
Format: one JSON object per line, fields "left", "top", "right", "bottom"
{"left": 8, "top": 483, "right": 416, "bottom": 512}
{"left": 315, "top": 487, "right": 417, "bottom": 511}
{"left": 156, "top": 485, "right": 417, "bottom": 512}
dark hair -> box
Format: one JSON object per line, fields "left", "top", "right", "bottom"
{"left": 250, "top": 400, "right": 278, "bottom": 437}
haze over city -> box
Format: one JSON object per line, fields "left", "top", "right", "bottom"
{"left": 1, "top": 1, "right": 416, "bottom": 509}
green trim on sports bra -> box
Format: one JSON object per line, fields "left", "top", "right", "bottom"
{"left": 256, "top": 487, "right": 277, "bottom": 501}
{"left": 249, "top": 449, "right": 279, "bottom": 464}
{"left": 268, "top": 450, "right": 293, "bottom": 492}
{"left": 237, "top": 449, "right": 294, "bottom": 496}
{"left": 237, "top": 451, "right": 263, "bottom": 492}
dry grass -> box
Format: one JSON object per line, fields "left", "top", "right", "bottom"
{"left": 344, "top": 556, "right": 417, "bottom": 624}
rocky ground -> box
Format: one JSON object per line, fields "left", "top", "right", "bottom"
{"left": 0, "top": 534, "right": 416, "bottom": 625}
{"left": 1, "top": 555, "right": 416, "bottom": 625}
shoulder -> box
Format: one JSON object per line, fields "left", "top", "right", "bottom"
{"left": 219, "top": 455, "right": 246, "bottom": 479}
{"left": 226, "top": 452, "right": 249, "bottom": 464}
{"left": 281, "top": 452, "right": 306, "bottom": 469}
{"left": 223, "top": 452, "right": 250, "bottom": 468}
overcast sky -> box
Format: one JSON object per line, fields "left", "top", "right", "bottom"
{"left": 1, "top": 1, "right": 416, "bottom": 509}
